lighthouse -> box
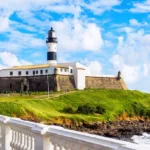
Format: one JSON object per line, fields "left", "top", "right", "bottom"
{"left": 46, "top": 27, "right": 58, "bottom": 64}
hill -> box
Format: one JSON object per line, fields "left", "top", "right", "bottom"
{"left": 0, "top": 89, "right": 150, "bottom": 124}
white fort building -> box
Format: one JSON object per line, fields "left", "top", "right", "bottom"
{"left": 0, "top": 28, "right": 127, "bottom": 92}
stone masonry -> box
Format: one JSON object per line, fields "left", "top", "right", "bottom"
{"left": 0, "top": 75, "right": 127, "bottom": 92}
{"left": 86, "top": 76, "right": 127, "bottom": 90}
{"left": 0, "top": 75, "right": 76, "bottom": 92}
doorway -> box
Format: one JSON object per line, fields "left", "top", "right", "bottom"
{"left": 24, "top": 85, "right": 27, "bottom": 91}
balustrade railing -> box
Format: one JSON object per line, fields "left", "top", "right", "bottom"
{"left": 0, "top": 115, "right": 149, "bottom": 150}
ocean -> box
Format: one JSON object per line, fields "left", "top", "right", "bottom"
{"left": 131, "top": 133, "right": 150, "bottom": 145}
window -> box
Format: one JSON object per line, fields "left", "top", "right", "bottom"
{"left": 33, "top": 71, "right": 35, "bottom": 75}
{"left": 26, "top": 71, "right": 29, "bottom": 75}
{"left": 36, "top": 70, "right": 38, "bottom": 74}
{"left": 70, "top": 69, "right": 73, "bottom": 73}
{"left": 45, "top": 69, "right": 48, "bottom": 73}
{"left": 64, "top": 69, "right": 67, "bottom": 72}
{"left": 10, "top": 72, "right": 13, "bottom": 76}
{"left": 18, "top": 71, "right": 21, "bottom": 76}
{"left": 60, "top": 68, "right": 63, "bottom": 72}
{"left": 40, "top": 70, "right": 43, "bottom": 75}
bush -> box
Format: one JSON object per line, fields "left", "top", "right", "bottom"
{"left": 96, "top": 106, "right": 105, "bottom": 114}
{"left": 63, "top": 106, "right": 74, "bottom": 113}
{"left": 77, "top": 104, "right": 96, "bottom": 114}
{"left": 145, "top": 109, "right": 150, "bottom": 117}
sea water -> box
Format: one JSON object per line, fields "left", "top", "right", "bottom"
{"left": 131, "top": 133, "right": 150, "bottom": 145}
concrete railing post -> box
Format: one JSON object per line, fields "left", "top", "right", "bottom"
{"left": 1, "top": 124, "right": 12, "bottom": 150}
{"left": 32, "top": 124, "right": 50, "bottom": 150}
{"left": 0, "top": 115, "right": 11, "bottom": 150}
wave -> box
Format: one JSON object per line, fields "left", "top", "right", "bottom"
{"left": 131, "top": 133, "right": 150, "bottom": 145}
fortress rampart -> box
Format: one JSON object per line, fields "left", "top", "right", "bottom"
{"left": 0, "top": 75, "right": 127, "bottom": 92}
{"left": 86, "top": 76, "right": 127, "bottom": 90}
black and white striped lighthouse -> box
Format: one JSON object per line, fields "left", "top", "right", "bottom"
{"left": 46, "top": 27, "right": 58, "bottom": 64}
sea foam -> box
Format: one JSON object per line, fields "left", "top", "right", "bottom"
{"left": 131, "top": 133, "right": 150, "bottom": 144}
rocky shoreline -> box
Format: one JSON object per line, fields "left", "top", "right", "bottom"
{"left": 62, "top": 120, "right": 150, "bottom": 141}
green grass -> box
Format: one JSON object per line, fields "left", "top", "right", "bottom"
{"left": 0, "top": 89, "right": 150, "bottom": 124}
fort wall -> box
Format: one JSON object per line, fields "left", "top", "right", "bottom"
{"left": 56, "top": 75, "right": 76, "bottom": 91}
{"left": 0, "top": 75, "right": 57, "bottom": 92}
{"left": 0, "top": 75, "right": 127, "bottom": 92}
{"left": 85, "top": 76, "right": 127, "bottom": 90}
{"left": 0, "top": 75, "right": 76, "bottom": 92}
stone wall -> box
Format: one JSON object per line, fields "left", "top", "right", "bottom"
{"left": 0, "top": 75, "right": 127, "bottom": 92}
{"left": 86, "top": 76, "right": 127, "bottom": 90}
{"left": 0, "top": 75, "right": 76, "bottom": 92}
{"left": 56, "top": 75, "right": 76, "bottom": 91}
{"left": 0, "top": 75, "right": 57, "bottom": 92}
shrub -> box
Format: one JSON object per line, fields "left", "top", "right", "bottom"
{"left": 146, "top": 109, "right": 150, "bottom": 117}
{"left": 96, "top": 106, "right": 105, "bottom": 114}
{"left": 77, "top": 104, "right": 96, "bottom": 114}
{"left": 63, "top": 106, "right": 74, "bottom": 113}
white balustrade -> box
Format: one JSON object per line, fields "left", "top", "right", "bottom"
{"left": 0, "top": 115, "right": 149, "bottom": 150}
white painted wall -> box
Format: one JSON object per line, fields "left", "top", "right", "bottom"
{"left": 0, "top": 67, "right": 55, "bottom": 77}
{"left": 47, "top": 60, "right": 57, "bottom": 64}
{"left": 47, "top": 43, "right": 57, "bottom": 53}
{"left": 0, "top": 62, "right": 94, "bottom": 90}
{"left": 58, "top": 62, "right": 91, "bottom": 89}
{"left": 76, "top": 69, "right": 86, "bottom": 90}
{"left": 0, "top": 65, "right": 75, "bottom": 77}
{"left": 57, "top": 66, "right": 73, "bottom": 75}
{"left": 47, "top": 42, "right": 57, "bottom": 64}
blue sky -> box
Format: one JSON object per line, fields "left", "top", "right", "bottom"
{"left": 0, "top": 0, "right": 150, "bottom": 92}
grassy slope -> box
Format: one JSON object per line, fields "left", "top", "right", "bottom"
{"left": 0, "top": 89, "right": 150, "bottom": 123}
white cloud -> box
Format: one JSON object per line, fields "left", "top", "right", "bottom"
{"left": 82, "top": 0, "right": 121, "bottom": 15}
{"left": 129, "top": 19, "right": 141, "bottom": 26}
{"left": 0, "top": 51, "right": 32, "bottom": 69}
{"left": 0, "top": 0, "right": 121, "bottom": 53}
{"left": 46, "top": 5, "right": 82, "bottom": 18}
{"left": 19, "top": 60, "right": 33, "bottom": 66}
{"left": 0, "top": 0, "right": 121, "bottom": 27}
{"left": 0, "top": 41, "right": 22, "bottom": 52}
{"left": 51, "top": 18, "right": 103, "bottom": 52}
{"left": 144, "top": 64, "right": 149, "bottom": 77}
{"left": 80, "top": 59, "right": 103, "bottom": 76}
{"left": 110, "top": 55, "right": 141, "bottom": 84}
{"left": 10, "top": 20, "right": 37, "bottom": 32}
{"left": 118, "top": 27, "right": 134, "bottom": 34}
{"left": 0, "top": 17, "right": 9, "bottom": 32}
{"left": 0, "top": 30, "right": 45, "bottom": 52}
{"left": 88, "top": 61, "right": 102, "bottom": 76}
{"left": 16, "top": 11, "right": 50, "bottom": 29}
{"left": 104, "top": 40, "right": 114, "bottom": 48}
{"left": 110, "top": 28, "right": 150, "bottom": 87}
{"left": 129, "top": 19, "right": 148, "bottom": 27}
{"left": 0, "top": 0, "right": 121, "bottom": 18}
{"left": 130, "top": 0, "right": 150, "bottom": 13}
{"left": 0, "top": 64, "right": 6, "bottom": 70}
{"left": 116, "top": 29, "right": 150, "bottom": 65}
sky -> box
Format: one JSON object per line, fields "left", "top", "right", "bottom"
{"left": 0, "top": 0, "right": 150, "bottom": 92}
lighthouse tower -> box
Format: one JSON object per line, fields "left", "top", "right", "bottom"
{"left": 46, "top": 27, "right": 58, "bottom": 64}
